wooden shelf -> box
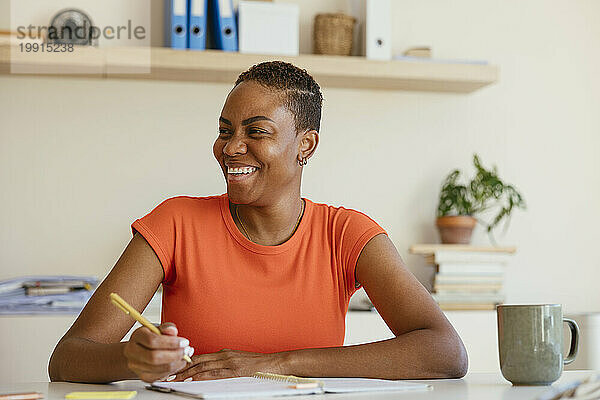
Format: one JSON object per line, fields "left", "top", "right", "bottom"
{"left": 0, "top": 45, "right": 498, "bottom": 93}
{"left": 409, "top": 244, "right": 516, "bottom": 255}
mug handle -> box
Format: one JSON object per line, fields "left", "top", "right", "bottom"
{"left": 563, "top": 318, "right": 580, "bottom": 365}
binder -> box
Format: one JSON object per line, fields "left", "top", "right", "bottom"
{"left": 364, "top": 0, "right": 391, "bottom": 60}
{"left": 166, "top": 0, "right": 188, "bottom": 49}
{"left": 347, "top": 0, "right": 391, "bottom": 60}
{"left": 188, "top": 0, "right": 207, "bottom": 50}
{"left": 209, "top": 0, "right": 238, "bottom": 51}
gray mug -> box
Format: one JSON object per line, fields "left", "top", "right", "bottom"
{"left": 497, "top": 304, "right": 579, "bottom": 385}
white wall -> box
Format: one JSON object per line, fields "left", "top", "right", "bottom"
{"left": 1, "top": 0, "right": 599, "bottom": 313}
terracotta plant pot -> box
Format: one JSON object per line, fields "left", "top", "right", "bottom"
{"left": 436, "top": 215, "right": 477, "bottom": 244}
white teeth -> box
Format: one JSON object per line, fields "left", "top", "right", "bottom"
{"left": 227, "top": 166, "right": 257, "bottom": 175}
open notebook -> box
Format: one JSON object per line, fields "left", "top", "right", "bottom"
{"left": 149, "top": 373, "right": 432, "bottom": 399}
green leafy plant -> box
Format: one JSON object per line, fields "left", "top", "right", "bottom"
{"left": 437, "top": 154, "right": 526, "bottom": 244}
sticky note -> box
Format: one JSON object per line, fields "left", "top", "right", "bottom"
{"left": 65, "top": 391, "right": 137, "bottom": 399}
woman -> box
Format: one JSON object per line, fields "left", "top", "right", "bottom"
{"left": 49, "top": 61, "right": 467, "bottom": 383}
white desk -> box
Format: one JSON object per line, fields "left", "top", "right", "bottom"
{"left": 3, "top": 310, "right": 597, "bottom": 383}
{"left": 1, "top": 310, "right": 503, "bottom": 383}
{"left": 1, "top": 371, "right": 595, "bottom": 400}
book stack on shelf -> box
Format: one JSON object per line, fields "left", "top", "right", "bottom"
{"left": 0, "top": 276, "right": 98, "bottom": 314}
{"left": 409, "top": 244, "right": 516, "bottom": 310}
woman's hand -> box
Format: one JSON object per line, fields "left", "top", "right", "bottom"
{"left": 172, "top": 349, "right": 285, "bottom": 381}
{"left": 123, "top": 322, "right": 194, "bottom": 383}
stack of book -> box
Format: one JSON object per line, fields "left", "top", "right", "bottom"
{"left": 0, "top": 276, "right": 98, "bottom": 314}
{"left": 409, "top": 244, "right": 516, "bottom": 310}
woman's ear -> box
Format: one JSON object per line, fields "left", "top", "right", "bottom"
{"left": 298, "top": 130, "right": 319, "bottom": 161}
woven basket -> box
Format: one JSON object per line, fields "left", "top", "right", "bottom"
{"left": 313, "top": 13, "right": 355, "bottom": 56}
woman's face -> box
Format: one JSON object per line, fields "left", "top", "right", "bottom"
{"left": 213, "top": 81, "right": 302, "bottom": 205}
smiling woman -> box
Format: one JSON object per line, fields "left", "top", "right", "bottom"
{"left": 48, "top": 61, "right": 468, "bottom": 384}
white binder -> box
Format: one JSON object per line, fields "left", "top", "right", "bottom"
{"left": 348, "top": 0, "right": 392, "bottom": 60}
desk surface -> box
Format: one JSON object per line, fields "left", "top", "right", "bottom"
{"left": 1, "top": 371, "right": 595, "bottom": 400}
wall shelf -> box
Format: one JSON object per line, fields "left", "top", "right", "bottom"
{"left": 0, "top": 45, "right": 498, "bottom": 93}
{"left": 410, "top": 244, "right": 516, "bottom": 255}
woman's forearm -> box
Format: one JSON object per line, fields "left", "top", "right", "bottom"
{"left": 49, "top": 337, "right": 137, "bottom": 383}
{"left": 278, "top": 327, "right": 468, "bottom": 380}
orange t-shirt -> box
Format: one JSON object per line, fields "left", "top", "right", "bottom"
{"left": 131, "top": 194, "right": 386, "bottom": 354}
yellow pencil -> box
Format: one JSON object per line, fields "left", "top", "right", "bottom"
{"left": 109, "top": 292, "right": 192, "bottom": 363}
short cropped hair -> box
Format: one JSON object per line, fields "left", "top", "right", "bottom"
{"left": 234, "top": 61, "right": 323, "bottom": 133}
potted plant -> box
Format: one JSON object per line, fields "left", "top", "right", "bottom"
{"left": 436, "top": 154, "right": 526, "bottom": 245}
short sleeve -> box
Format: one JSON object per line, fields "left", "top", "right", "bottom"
{"left": 131, "top": 198, "right": 180, "bottom": 285}
{"left": 335, "top": 208, "right": 387, "bottom": 298}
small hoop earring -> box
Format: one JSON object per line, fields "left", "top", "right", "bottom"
{"left": 298, "top": 157, "right": 308, "bottom": 166}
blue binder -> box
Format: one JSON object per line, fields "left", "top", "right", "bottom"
{"left": 209, "top": 0, "right": 238, "bottom": 51}
{"left": 188, "top": 0, "right": 207, "bottom": 50}
{"left": 166, "top": 0, "right": 188, "bottom": 49}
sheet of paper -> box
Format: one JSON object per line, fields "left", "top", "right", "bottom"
{"left": 318, "top": 377, "right": 431, "bottom": 393}
{"left": 152, "top": 376, "right": 431, "bottom": 398}
{"left": 152, "top": 377, "right": 322, "bottom": 399}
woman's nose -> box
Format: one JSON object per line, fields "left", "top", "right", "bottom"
{"left": 223, "top": 132, "right": 247, "bottom": 156}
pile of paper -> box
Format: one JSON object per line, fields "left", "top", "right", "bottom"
{"left": 0, "top": 276, "right": 98, "bottom": 314}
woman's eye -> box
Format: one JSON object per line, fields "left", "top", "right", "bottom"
{"left": 249, "top": 129, "right": 267, "bottom": 135}
{"left": 218, "top": 129, "right": 231, "bottom": 136}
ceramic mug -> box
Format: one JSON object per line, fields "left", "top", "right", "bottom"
{"left": 497, "top": 304, "right": 579, "bottom": 385}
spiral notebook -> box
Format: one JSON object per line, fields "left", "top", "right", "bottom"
{"left": 149, "top": 372, "right": 432, "bottom": 399}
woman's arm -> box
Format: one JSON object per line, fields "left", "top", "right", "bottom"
{"left": 279, "top": 233, "right": 468, "bottom": 379}
{"left": 48, "top": 233, "right": 189, "bottom": 383}
{"left": 173, "top": 233, "right": 467, "bottom": 381}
